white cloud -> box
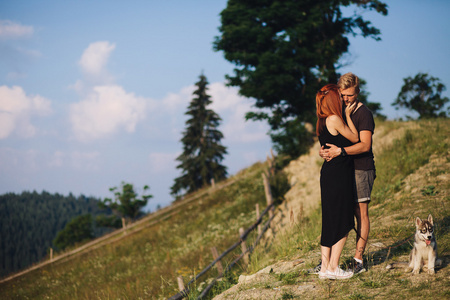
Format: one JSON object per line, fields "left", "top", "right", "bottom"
{"left": 208, "top": 82, "right": 246, "bottom": 112}
{"left": 208, "top": 82, "right": 270, "bottom": 143}
{"left": 0, "top": 85, "right": 52, "bottom": 139}
{"left": 70, "top": 41, "right": 116, "bottom": 93}
{"left": 70, "top": 42, "right": 155, "bottom": 141}
{"left": 69, "top": 85, "right": 147, "bottom": 141}
{"left": 79, "top": 41, "right": 115, "bottom": 79}
{"left": 0, "top": 20, "right": 34, "bottom": 39}
{"left": 68, "top": 79, "right": 85, "bottom": 94}
{"left": 0, "top": 21, "right": 40, "bottom": 77}
{"left": 154, "top": 82, "right": 270, "bottom": 144}
{"left": 161, "top": 85, "right": 194, "bottom": 114}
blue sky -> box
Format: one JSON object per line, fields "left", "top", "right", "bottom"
{"left": 1, "top": 1, "right": 449, "bottom": 211}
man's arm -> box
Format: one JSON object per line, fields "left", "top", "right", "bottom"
{"left": 323, "top": 130, "right": 373, "bottom": 161}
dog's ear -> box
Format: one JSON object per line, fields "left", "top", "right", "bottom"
{"left": 415, "top": 217, "right": 422, "bottom": 228}
{"left": 428, "top": 214, "right": 433, "bottom": 225}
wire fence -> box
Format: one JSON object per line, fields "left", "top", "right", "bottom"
{"left": 168, "top": 201, "right": 276, "bottom": 300}
{"left": 168, "top": 171, "right": 277, "bottom": 300}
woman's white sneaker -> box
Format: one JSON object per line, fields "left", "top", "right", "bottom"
{"left": 318, "top": 271, "right": 328, "bottom": 279}
{"left": 324, "top": 268, "right": 353, "bottom": 280}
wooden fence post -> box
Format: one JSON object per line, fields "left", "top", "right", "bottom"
{"left": 262, "top": 172, "right": 273, "bottom": 218}
{"left": 256, "top": 204, "right": 262, "bottom": 236}
{"left": 268, "top": 148, "right": 276, "bottom": 176}
{"left": 122, "top": 217, "right": 127, "bottom": 234}
{"left": 210, "top": 247, "right": 223, "bottom": 275}
{"left": 211, "top": 178, "right": 215, "bottom": 189}
{"left": 177, "top": 276, "right": 185, "bottom": 292}
{"left": 239, "top": 228, "right": 249, "bottom": 265}
{"left": 50, "top": 248, "right": 53, "bottom": 261}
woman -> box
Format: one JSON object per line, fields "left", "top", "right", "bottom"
{"left": 316, "top": 84, "right": 359, "bottom": 280}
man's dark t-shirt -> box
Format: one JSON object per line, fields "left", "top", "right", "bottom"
{"left": 348, "top": 104, "right": 375, "bottom": 170}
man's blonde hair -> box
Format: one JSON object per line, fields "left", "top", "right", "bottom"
{"left": 338, "top": 72, "right": 360, "bottom": 93}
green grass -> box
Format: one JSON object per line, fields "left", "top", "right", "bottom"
{"left": 274, "top": 271, "right": 299, "bottom": 285}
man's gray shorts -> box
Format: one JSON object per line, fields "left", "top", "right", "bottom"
{"left": 354, "top": 169, "right": 376, "bottom": 203}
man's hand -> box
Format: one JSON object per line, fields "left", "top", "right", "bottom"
{"left": 319, "top": 146, "right": 327, "bottom": 160}
{"left": 345, "top": 101, "right": 358, "bottom": 116}
{"left": 320, "top": 143, "right": 341, "bottom": 162}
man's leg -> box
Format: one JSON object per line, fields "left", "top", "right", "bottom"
{"left": 354, "top": 202, "right": 370, "bottom": 260}
{"left": 353, "top": 169, "right": 375, "bottom": 273}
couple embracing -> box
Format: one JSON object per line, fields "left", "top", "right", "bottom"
{"left": 313, "top": 72, "right": 376, "bottom": 280}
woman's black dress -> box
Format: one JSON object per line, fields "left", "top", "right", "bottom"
{"left": 319, "top": 125, "right": 355, "bottom": 248}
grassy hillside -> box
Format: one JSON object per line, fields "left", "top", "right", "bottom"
{"left": 0, "top": 159, "right": 288, "bottom": 299}
{"left": 216, "top": 119, "right": 450, "bottom": 299}
{"left": 0, "top": 119, "right": 448, "bottom": 299}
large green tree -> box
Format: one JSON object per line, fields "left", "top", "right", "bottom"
{"left": 171, "top": 74, "right": 228, "bottom": 197}
{"left": 392, "top": 73, "right": 449, "bottom": 119}
{"left": 99, "top": 182, "right": 152, "bottom": 223}
{"left": 214, "top": 0, "right": 388, "bottom": 157}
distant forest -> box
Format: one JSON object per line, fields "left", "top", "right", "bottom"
{"left": 0, "top": 191, "right": 113, "bottom": 278}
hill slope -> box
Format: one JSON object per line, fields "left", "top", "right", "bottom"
{"left": 214, "top": 119, "right": 450, "bottom": 299}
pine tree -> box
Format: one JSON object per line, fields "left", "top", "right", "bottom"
{"left": 171, "top": 74, "right": 228, "bottom": 197}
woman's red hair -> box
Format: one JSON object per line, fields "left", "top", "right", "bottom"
{"left": 316, "top": 84, "right": 344, "bottom": 136}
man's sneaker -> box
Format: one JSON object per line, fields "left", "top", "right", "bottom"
{"left": 307, "top": 261, "right": 322, "bottom": 274}
{"left": 350, "top": 259, "right": 366, "bottom": 274}
{"left": 323, "top": 268, "right": 354, "bottom": 280}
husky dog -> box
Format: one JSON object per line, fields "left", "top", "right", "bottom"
{"left": 408, "top": 214, "right": 437, "bottom": 274}
{"left": 386, "top": 214, "right": 438, "bottom": 274}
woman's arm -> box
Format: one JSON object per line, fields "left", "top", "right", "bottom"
{"left": 333, "top": 118, "right": 359, "bottom": 143}
{"left": 327, "top": 110, "right": 359, "bottom": 143}
{"left": 343, "top": 103, "right": 359, "bottom": 142}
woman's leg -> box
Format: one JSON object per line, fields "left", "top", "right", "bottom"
{"left": 328, "top": 234, "right": 349, "bottom": 271}
{"left": 321, "top": 245, "right": 331, "bottom": 272}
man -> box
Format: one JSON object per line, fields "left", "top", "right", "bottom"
{"left": 311, "top": 72, "right": 376, "bottom": 275}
